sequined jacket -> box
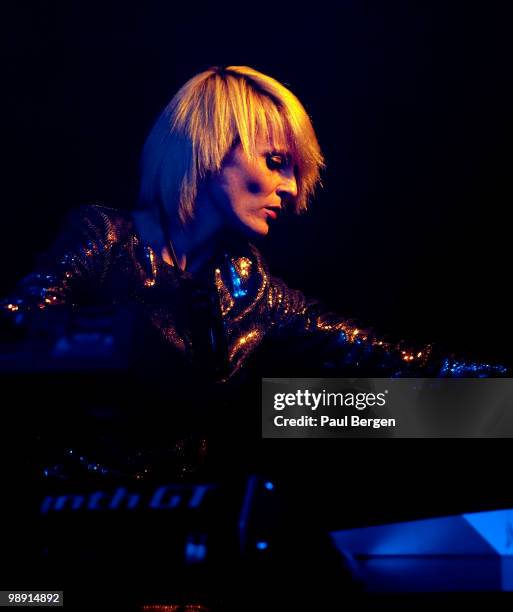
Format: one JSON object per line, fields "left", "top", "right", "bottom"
{"left": 2, "top": 205, "right": 508, "bottom": 480}
{"left": 1, "top": 205, "right": 507, "bottom": 380}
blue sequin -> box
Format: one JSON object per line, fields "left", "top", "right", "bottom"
{"left": 229, "top": 264, "right": 247, "bottom": 298}
{"left": 439, "top": 358, "right": 508, "bottom": 377}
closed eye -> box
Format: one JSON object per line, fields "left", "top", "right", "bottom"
{"left": 266, "top": 151, "right": 291, "bottom": 171}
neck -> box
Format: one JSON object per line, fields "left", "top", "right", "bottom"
{"left": 138, "top": 191, "right": 225, "bottom": 275}
{"left": 165, "top": 216, "right": 221, "bottom": 275}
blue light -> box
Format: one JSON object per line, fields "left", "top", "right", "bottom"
{"left": 330, "top": 507, "right": 513, "bottom": 592}
{"left": 185, "top": 541, "right": 207, "bottom": 563}
{"left": 439, "top": 358, "right": 508, "bottom": 377}
{"left": 256, "top": 541, "right": 269, "bottom": 550}
{"left": 229, "top": 264, "right": 247, "bottom": 298}
{"left": 463, "top": 508, "right": 513, "bottom": 556}
{"left": 337, "top": 331, "right": 347, "bottom": 343}
{"left": 264, "top": 481, "right": 274, "bottom": 491}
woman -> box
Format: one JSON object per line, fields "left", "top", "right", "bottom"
{"left": 4, "top": 65, "right": 504, "bottom": 378}
{"left": 1, "top": 65, "right": 507, "bottom": 479}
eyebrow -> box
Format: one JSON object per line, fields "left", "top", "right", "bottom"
{"left": 267, "top": 146, "right": 289, "bottom": 154}
{"left": 266, "top": 148, "right": 292, "bottom": 160}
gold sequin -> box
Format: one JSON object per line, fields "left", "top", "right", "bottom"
{"left": 143, "top": 246, "right": 157, "bottom": 287}
{"left": 233, "top": 255, "right": 252, "bottom": 278}
{"left": 0, "top": 204, "right": 448, "bottom": 383}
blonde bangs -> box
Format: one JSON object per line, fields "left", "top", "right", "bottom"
{"left": 139, "top": 65, "right": 324, "bottom": 224}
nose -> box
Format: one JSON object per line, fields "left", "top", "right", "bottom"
{"left": 277, "top": 169, "right": 298, "bottom": 201}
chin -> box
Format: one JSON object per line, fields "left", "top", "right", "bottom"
{"left": 236, "top": 219, "right": 269, "bottom": 238}
{"left": 250, "top": 224, "right": 269, "bottom": 237}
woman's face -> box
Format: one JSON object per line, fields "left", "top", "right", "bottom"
{"left": 208, "top": 136, "right": 298, "bottom": 237}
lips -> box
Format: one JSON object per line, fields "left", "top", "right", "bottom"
{"left": 263, "top": 207, "right": 280, "bottom": 220}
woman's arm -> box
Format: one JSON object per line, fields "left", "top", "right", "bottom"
{"left": 264, "top": 275, "right": 508, "bottom": 378}
{"left": 1, "top": 205, "right": 114, "bottom": 325}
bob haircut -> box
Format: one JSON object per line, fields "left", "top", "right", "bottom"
{"left": 138, "top": 65, "right": 324, "bottom": 225}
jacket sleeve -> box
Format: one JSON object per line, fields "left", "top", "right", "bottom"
{"left": 264, "top": 275, "right": 508, "bottom": 378}
{"left": 1, "top": 206, "right": 114, "bottom": 326}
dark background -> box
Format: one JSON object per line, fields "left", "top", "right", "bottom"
{"left": 3, "top": 1, "right": 512, "bottom": 363}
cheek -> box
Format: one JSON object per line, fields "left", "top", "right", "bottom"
{"left": 246, "top": 180, "right": 261, "bottom": 194}
{"left": 217, "top": 162, "right": 273, "bottom": 209}
{"left": 244, "top": 169, "right": 275, "bottom": 196}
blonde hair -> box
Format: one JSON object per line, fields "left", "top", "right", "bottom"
{"left": 139, "top": 65, "right": 324, "bottom": 225}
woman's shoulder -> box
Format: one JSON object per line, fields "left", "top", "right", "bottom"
{"left": 70, "top": 203, "right": 133, "bottom": 228}
{"left": 62, "top": 204, "right": 137, "bottom": 247}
